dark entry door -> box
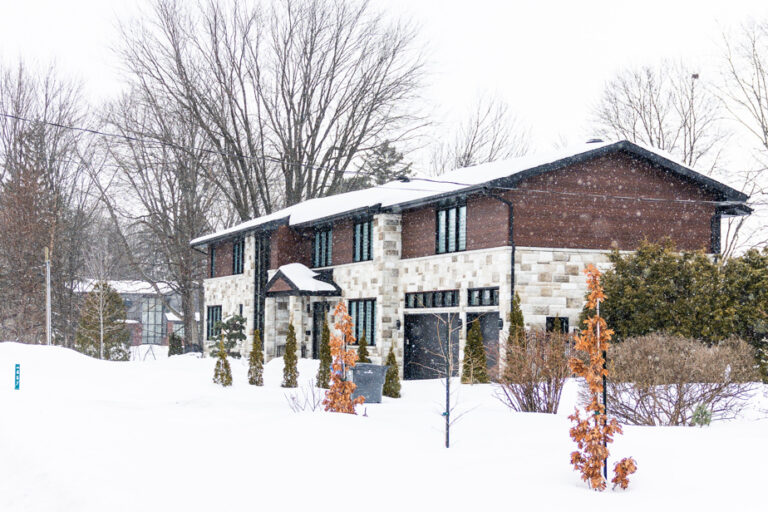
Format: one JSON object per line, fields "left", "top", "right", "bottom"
{"left": 404, "top": 313, "right": 460, "bottom": 380}
{"left": 311, "top": 303, "right": 329, "bottom": 360}
{"left": 466, "top": 311, "right": 500, "bottom": 376}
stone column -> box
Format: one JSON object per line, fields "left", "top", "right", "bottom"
{"left": 373, "top": 213, "right": 402, "bottom": 365}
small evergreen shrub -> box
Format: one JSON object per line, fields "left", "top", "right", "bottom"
{"left": 168, "top": 332, "right": 183, "bottom": 356}
{"left": 691, "top": 404, "right": 712, "bottom": 427}
{"left": 248, "top": 329, "right": 264, "bottom": 386}
{"left": 213, "top": 339, "right": 232, "bottom": 387}
{"left": 461, "top": 319, "right": 489, "bottom": 384}
{"left": 382, "top": 343, "right": 401, "bottom": 398}
{"left": 282, "top": 323, "right": 299, "bottom": 388}
{"left": 357, "top": 334, "right": 371, "bottom": 363}
{"left": 209, "top": 314, "right": 246, "bottom": 357}
{"left": 316, "top": 320, "right": 332, "bottom": 389}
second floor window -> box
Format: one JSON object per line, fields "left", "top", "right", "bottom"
{"left": 313, "top": 227, "right": 333, "bottom": 267}
{"left": 436, "top": 205, "right": 466, "bottom": 254}
{"left": 209, "top": 246, "right": 216, "bottom": 278}
{"left": 232, "top": 238, "right": 245, "bottom": 274}
{"left": 354, "top": 218, "right": 373, "bottom": 262}
{"left": 468, "top": 287, "right": 499, "bottom": 307}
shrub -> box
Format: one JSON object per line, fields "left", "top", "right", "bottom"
{"left": 75, "top": 281, "right": 130, "bottom": 361}
{"left": 691, "top": 404, "right": 712, "bottom": 427}
{"left": 357, "top": 334, "right": 371, "bottom": 363}
{"left": 316, "top": 320, "right": 332, "bottom": 389}
{"left": 285, "top": 380, "right": 324, "bottom": 413}
{"left": 213, "top": 339, "right": 232, "bottom": 387}
{"left": 248, "top": 329, "right": 264, "bottom": 386}
{"left": 461, "top": 319, "right": 489, "bottom": 384}
{"left": 168, "top": 332, "right": 183, "bottom": 356}
{"left": 383, "top": 342, "right": 401, "bottom": 398}
{"left": 323, "top": 301, "right": 364, "bottom": 414}
{"left": 209, "top": 314, "right": 246, "bottom": 358}
{"left": 497, "top": 329, "right": 570, "bottom": 413}
{"left": 282, "top": 324, "right": 298, "bottom": 388}
{"left": 599, "top": 334, "right": 759, "bottom": 426}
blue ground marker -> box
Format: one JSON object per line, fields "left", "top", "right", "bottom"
{"left": 14, "top": 363, "right": 20, "bottom": 390}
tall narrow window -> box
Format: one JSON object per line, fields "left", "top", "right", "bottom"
{"left": 206, "top": 305, "right": 222, "bottom": 340}
{"left": 232, "top": 238, "right": 245, "bottom": 275}
{"left": 313, "top": 227, "right": 333, "bottom": 267}
{"left": 436, "top": 204, "right": 466, "bottom": 254}
{"left": 353, "top": 218, "right": 373, "bottom": 262}
{"left": 209, "top": 246, "right": 216, "bottom": 278}
{"left": 348, "top": 299, "right": 375, "bottom": 346}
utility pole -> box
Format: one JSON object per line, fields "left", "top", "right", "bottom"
{"left": 45, "top": 247, "right": 52, "bottom": 346}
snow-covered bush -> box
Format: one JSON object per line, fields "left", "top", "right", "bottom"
{"left": 496, "top": 329, "right": 570, "bottom": 413}
{"left": 597, "top": 334, "right": 759, "bottom": 425}
{"left": 284, "top": 380, "right": 324, "bottom": 412}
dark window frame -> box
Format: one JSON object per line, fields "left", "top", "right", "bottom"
{"left": 436, "top": 203, "right": 467, "bottom": 254}
{"left": 468, "top": 286, "right": 500, "bottom": 307}
{"left": 312, "top": 226, "right": 333, "bottom": 268}
{"left": 405, "top": 289, "right": 460, "bottom": 309}
{"left": 206, "top": 305, "right": 222, "bottom": 340}
{"left": 348, "top": 298, "right": 376, "bottom": 346}
{"left": 353, "top": 217, "right": 374, "bottom": 262}
{"left": 232, "top": 238, "right": 245, "bottom": 275}
{"left": 545, "top": 316, "right": 569, "bottom": 334}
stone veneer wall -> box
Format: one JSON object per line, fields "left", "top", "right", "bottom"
{"left": 513, "top": 247, "right": 614, "bottom": 331}
{"left": 203, "top": 235, "right": 256, "bottom": 354}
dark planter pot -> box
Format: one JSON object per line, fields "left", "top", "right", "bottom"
{"left": 351, "top": 363, "right": 389, "bottom": 403}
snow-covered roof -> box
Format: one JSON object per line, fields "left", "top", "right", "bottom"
{"left": 266, "top": 263, "right": 340, "bottom": 295}
{"left": 75, "top": 279, "right": 175, "bottom": 296}
{"left": 165, "top": 311, "right": 201, "bottom": 323}
{"left": 191, "top": 140, "right": 750, "bottom": 247}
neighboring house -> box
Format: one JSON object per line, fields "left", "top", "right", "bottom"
{"left": 190, "top": 140, "right": 750, "bottom": 379}
{"left": 77, "top": 280, "right": 178, "bottom": 347}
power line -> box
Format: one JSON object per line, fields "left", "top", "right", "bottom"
{"left": 1, "top": 111, "right": 741, "bottom": 207}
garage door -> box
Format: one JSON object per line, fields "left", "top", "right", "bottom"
{"left": 404, "top": 313, "right": 460, "bottom": 380}
{"left": 466, "top": 312, "right": 500, "bottom": 378}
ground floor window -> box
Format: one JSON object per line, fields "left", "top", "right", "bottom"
{"left": 348, "top": 299, "right": 375, "bottom": 346}
{"left": 206, "top": 305, "right": 222, "bottom": 340}
{"left": 545, "top": 316, "right": 569, "bottom": 333}
{"left": 468, "top": 287, "right": 499, "bottom": 307}
{"left": 405, "top": 290, "right": 459, "bottom": 309}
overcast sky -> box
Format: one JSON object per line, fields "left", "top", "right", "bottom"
{"left": 0, "top": 0, "right": 767, "bottom": 155}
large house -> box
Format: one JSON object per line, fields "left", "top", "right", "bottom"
{"left": 190, "top": 140, "right": 750, "bottom": 379}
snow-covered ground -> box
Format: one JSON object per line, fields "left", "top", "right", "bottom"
{"left": 1, "top": 342, "right": 766, "bottom": 512}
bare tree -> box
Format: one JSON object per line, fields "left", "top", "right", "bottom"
{"left": 719, "top": 21, "right": 768, "bottom": 254}
{"left": 0, "top": 62, "right": 96, "bottom": 345}
{"left": 95, "top": 89, "right": 222, "bottom": 352}
{"left": 430, "top": 95, "right": 530, "bottom": 175}
{"left": 593, "top": 62, "right": 726, "bottom": 171}
{"left": 118, "top": 0, "right": 425, "bottom": 220}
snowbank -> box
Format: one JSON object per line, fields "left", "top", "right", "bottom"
{"left": 0, "top": 342, "right": 766, "bottom": 511}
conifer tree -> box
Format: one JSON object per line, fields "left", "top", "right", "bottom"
{"left": 323, "top": 302, "right": 365, "bottom": 413}
{"left": 357, "top": 333, "right": 371, "bottom": 363}
{"left": 282, "top": 323, "right": 299, "bottom": 388}
{"left": 214, "top": 314, "right": 247, "bottom": 356}
{"left": 213, "top": 338, "right": 233, "bottom": 387}
{"left": 316, "top": 320, "right": 332, "bottom": 388}
{"left": 168, "top": 332, "right": 183, "bottom": 356}
{"left": 383, "top": 342, "right": 401, "bottom": 398}
{"left": 462, "top": 319, "right": 489, "bottom": 384}
{"left": 248, "top": 329, "right": 264, "bottom": 386}
{"left": 75, "top": 281, "right": 130, "bottom": 361}
{"left": 509, "top": 292, "right": 525, "bottom": 344}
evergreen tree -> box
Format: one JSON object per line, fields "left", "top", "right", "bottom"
{"left": 357, "top": 333, "right": 371, "bottom": 363}
{"left": 282, "top": 323, "right": 299, "bottom": 388}
{"left": 211, "top": 314, "right": 246, "bottom": 357}
{"left": 383, "top": 342, "right": 401, "bottom": 398}
{"left": 552, "top": 315, "right": 563, "bottom": 334}
{"left": 509, "top": 291, "right": 525, "bottom": 344}
{"left": 248, "top": 329, "right": 264, "bottom": 386}
{"left": 316, "top": 320, "right": 332, "bottom": 388}
{"left": 213, "top": 338, "right": 233, "bottom": 386}
{"left": 343, "top": 140, "right": 413, "bottom": 191}
{"left": 75, "top": 281, "right": 130, "bottom": 361}
{"left": 462, "top": 319, "right": 489, "bottom": 384}
{"left": 168, "top": 332, "right": 183, "bottom": 356}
